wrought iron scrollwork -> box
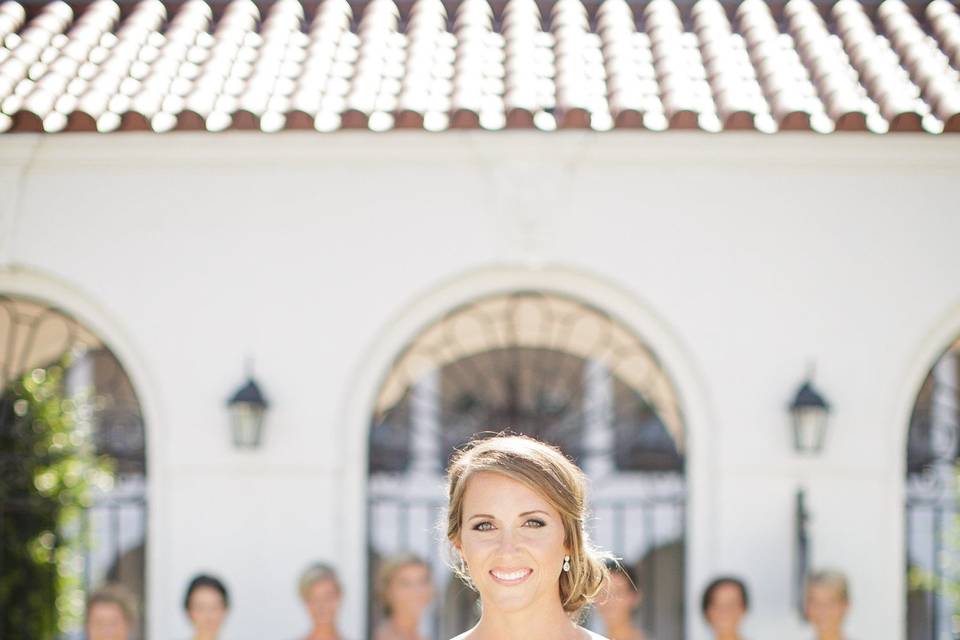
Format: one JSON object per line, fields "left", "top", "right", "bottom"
{"left": 370, "top": 291, "right": 685, "bottom": 474}
{"left": 905, "top": 341, "right": 960, "bottom": 640}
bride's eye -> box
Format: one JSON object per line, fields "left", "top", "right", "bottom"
{"left": 524, "top": 519, "right": 546, "bottom": 528}
{"left": 473, "top": 521, "right": 495, "bottom": 531}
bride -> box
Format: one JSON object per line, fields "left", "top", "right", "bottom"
{"left": 444, "top": 434, "right": 612, "bottom": 640}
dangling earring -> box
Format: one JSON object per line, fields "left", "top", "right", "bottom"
{"left": 562, "top": 555, "right": 571, "bottom": 572}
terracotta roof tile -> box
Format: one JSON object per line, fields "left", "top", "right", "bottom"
{"left": 0, "top": 0, "right": 958, "bottom": 133}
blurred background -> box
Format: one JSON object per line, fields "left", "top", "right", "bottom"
{"left": 1, "top": 0, "right": 959, "bottom": 638}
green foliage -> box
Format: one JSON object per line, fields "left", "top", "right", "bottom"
{"left": 0, "top": 361, "right": 114, "bottom": 640}
{"left": 908, "top": 465, "right": 960, "bottom": 633}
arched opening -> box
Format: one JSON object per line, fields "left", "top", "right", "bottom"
{"left": 905, "top": 338, "right": 960, "bottom": 640}
{"left": 367, "top": 291, "right": 686, "bottom": 639}
{"left": 0, "top": 295, "right": 147, "bottom": 638}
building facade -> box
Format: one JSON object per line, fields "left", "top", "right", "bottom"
{"left": 2, "top": 131, "right": 959, "bottom": 639}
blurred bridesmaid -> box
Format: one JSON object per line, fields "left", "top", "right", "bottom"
{"left": 299, "top": 563, "right": 348, "bottom": 640}
{"left": 373, "top": 554, "right": 434, "bottom": 640}
{"left": 86, "top": 585, "right": 136, "bottom": 640}
{"left": 702, "top": 576, "right": 749, "bottom": 640}
{"left": 805, "top": 570, "right": 851, "bottom": 640}
{"left": 184, "top": 574, "right": 229, "bottom": 640}
{"left": 596, "top": 559, "right": 647, "bottom": 640}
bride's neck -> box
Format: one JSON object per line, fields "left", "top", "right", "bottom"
{"left": 472, "top": 601, "right": 580, "bottom": 640}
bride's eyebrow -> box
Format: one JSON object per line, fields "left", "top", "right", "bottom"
{"left": 466, "top": 510, "right": 550, "bottom": 520}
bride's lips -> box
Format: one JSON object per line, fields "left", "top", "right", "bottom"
{"left": 489, "top": 568, "right": 533, "bottom": 585}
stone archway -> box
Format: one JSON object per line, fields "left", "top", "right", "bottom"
{"left": 366, "top": 291, "right": 687, "bottom": 640}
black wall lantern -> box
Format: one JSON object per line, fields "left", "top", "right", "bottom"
{"left": 789, "top": 378, "right": 830, "bottom": 454}
{"left": 227, "top": 376, "right": 269, "bottom": 449}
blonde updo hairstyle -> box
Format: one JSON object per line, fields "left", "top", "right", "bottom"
{"left": 446, "top": 434, "right": 610, "bottom": 616}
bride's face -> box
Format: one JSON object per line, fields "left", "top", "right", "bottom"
{"left": 457, "top": 472, "right": 568, "bottom": 615}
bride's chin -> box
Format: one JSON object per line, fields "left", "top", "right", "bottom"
{"left": 482, "top": 591, "right": 537, "bottom": 613}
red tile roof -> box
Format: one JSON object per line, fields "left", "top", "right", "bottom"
{"left": 0, "top": 0, "right": 958, "bottom": 133}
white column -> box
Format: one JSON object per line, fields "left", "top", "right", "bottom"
{"left": 583, "top": 359, "right": 614, "bottom": 478}
{"left": 410, "top": 368, "right": 441, "bottom": 477}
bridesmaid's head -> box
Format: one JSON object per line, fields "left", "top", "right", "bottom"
{"left": 596, "top": 559, "right": 642, "bottom": 623}
{"left": 805, "top": 570, "right": 849, "bottom": 635}
{"left": 86, "top": 585, "right": 136, "bottom": 640}
{"left": 376, "top": 553, "right": 434, "bottom": 620}
{"left": 445, "top": 433, "right": 609, "bottom": 618}
{"left": 299, "top": 562, "right": 343, "bottom": 626}
{"left": 701, "top": 576, "right": 748, "bottom": 636}
{"left": 184, "top": 574, "right": 229, "bottom": 637}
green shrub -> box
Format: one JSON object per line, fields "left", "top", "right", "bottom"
{"left": 0, "top": 360, "right": 114, "bottom": 639}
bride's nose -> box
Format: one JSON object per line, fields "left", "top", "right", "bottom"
{"left": 496, "top": 527, "right": 521, "bottom": 554}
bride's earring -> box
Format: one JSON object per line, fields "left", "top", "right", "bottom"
{"left": 562, "top": 555, "right": 571, "bottom": 572}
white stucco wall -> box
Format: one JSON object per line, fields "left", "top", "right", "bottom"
{"left": 1, "top": 132, "right": 959, "bottom": 640}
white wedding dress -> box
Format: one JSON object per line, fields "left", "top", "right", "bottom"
{"left": 448, "top": 629, "right": 608, "bottom": 640}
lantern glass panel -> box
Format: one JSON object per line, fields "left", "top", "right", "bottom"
{"left": 230, "top": 402, "right": 264, "bottom": 448}
{"left": 792, "top": 406, "right": 827, "bottom": 454}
